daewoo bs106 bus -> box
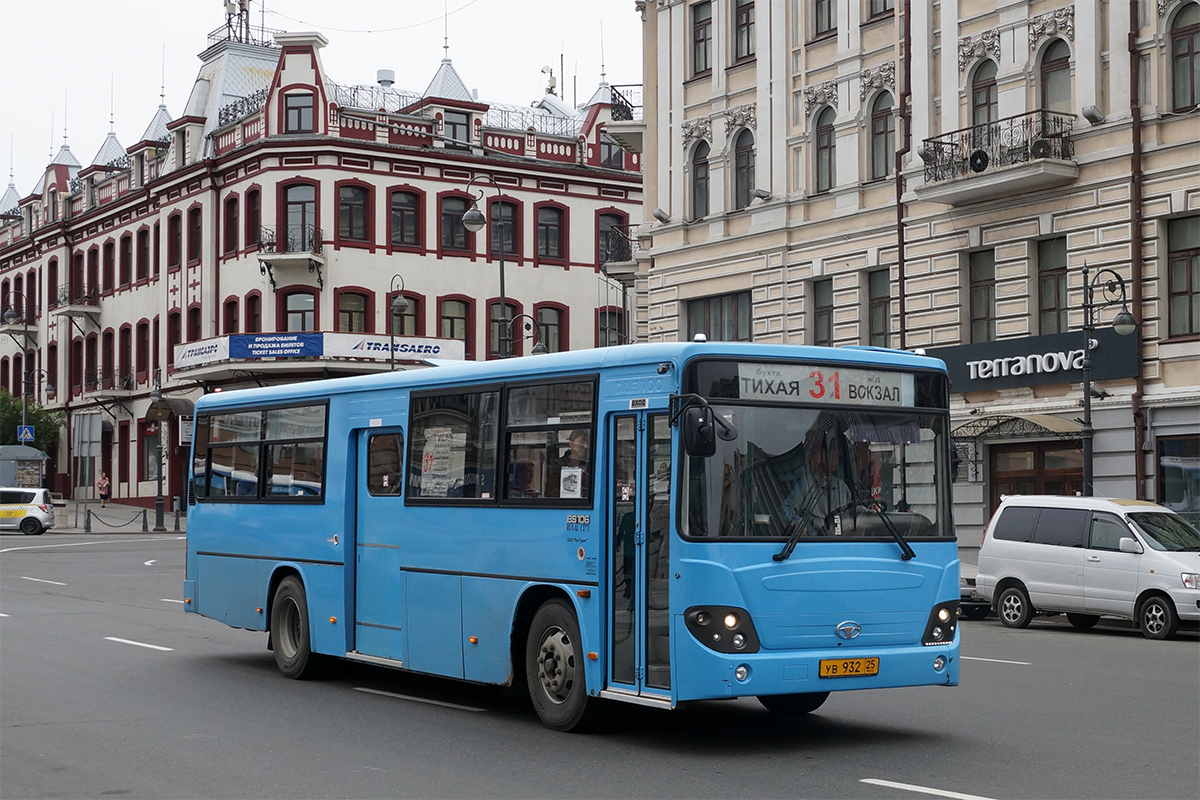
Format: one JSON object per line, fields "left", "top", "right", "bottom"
{"left": 183, "top": 341, "right": 960, "bottom": 731}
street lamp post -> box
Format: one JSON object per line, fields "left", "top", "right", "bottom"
{"left": 388, "top": 274, "right": 409, "bottom": 371}
{"left": 148, "top": 382, "right": 167, "bottom": 531}
{"left": 2, "top": 291, "right": 32, "bottom": 434}
{"left": 460, "top": 175, "right": 512, "bottom": 357}
{"left": 1080, "top": 263, "right": 1137, "bottom": 497}
{"left": 510, "top": 313, "right": 548, "bottom": 356}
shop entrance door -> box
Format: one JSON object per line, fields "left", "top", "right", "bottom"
{"left": 989, "top": 441, "right": 1083, "bottom": 513}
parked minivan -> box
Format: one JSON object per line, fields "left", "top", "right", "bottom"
{"left": 0, "top": 487, "right": 56, "bottom": 535}
{"left": 975, "top": 496, "right": 1200, "bottom": 640}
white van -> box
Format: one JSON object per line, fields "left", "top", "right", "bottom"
{"left": 975, "top": 496, "right": 1200, "bottom": 640}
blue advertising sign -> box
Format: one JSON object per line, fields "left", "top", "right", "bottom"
{"left": 229, "top": 333, "right": 324, "bottom": 359}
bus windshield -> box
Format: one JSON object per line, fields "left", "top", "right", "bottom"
{"left": 683, "top": 406, "right": 953, "bottom": 542}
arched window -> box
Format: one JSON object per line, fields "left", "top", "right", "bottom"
{"left": 488, "top": 300, "right": 520, "bottom": 359}
{"left": 971, "top": 60, "right": 998, "bottom": 127}
{"left": 598, "top": 212, "right": 626, "bottom": 265}
{"left": 119, "top": 326, "right": 132, "bottom": 387}
{"left": 119, "top": 234, "right": 132, "bottom": 287}
{"left": 535, "top": 304, "right": 567, "bottom": 354}
{"left": 490, "top": 200, "right": 519, "bottom": 257}
{"left": 1041, "top": 39, "right": 1072, "bottom": 114}
{"left": 187, "top": 207, "right": 203, "bottom": 263}
{"left": 537, "top": 206, "right": 565, "bottom": 260}
{"left": 733, "top": 129, "right": 756, "bottom": 210}
{"left": 102, "top": 241, "right": 115, "bottom": 293}
{"left": 245, "top": 293, "right": 262, "bottom": 333}
{"left": 283, "top": 291, "right": 316, "bottom": 332}
{"left": 870, "top": 92, "right": 895, "bottom": 181}
{"left": 337, "top": 291, "right": 368, "bottom": 332}
{"left": 223, "top": 196, "right": 239, "bottom": 253}
{"left": 224, "top": 299, "right": 239, "bottom": 334}
{"left": 391, "top": 292, "right": 421, "bottom": 336}
{"left": 390, "top": 191, "right": 421, "bottom": 248}
{"left": 284, "top": 184, "right": 317, "bottom": 252}
{"left": 1172, "top": 3, "right": 1200, "bottom": 111}
{"left": 440, "top": 196, "right": 470, "bottom": 251}
{"left": 815, "top": 107, "right": 836, "bottom": 194}
{"left": 338, "top": 184, "right": 370, "bottom": 243}
{"left": 245, "top": 189, "right": 261, "bottom": 248}
{"left": 439, "top": 298, "right": 473, "bottom": 359}
{"left": 187, "top": 306, "right": 202, "bottom": 342}
{"left": 692, "top": 141, "right": 710, "bottom": 220}
{"left": 136, "top": 321, "right": 149, "bottom": 376}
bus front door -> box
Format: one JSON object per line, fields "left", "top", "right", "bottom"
{"left": 609, "top": 413, "right": 672, "bottom": 697}
{"left": 353, "top": 428, "right": 408, "bottom": 663}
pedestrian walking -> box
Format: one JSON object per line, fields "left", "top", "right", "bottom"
{"left": 96, "top": 473, "right": 111, "bottom": 508}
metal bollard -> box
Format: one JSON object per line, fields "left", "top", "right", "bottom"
{"left": 142, "top": 509, "right": 148, "bottom": 532}
{"left": 173, "top": 505, "right": 181, "bottom": 532}
{"left": 84, "top": 507, "right": 92, "bottom": 533}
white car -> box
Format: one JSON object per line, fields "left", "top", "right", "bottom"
{"left": 0, "top": 487, "right": 56, "bottom": 535}
{"left": 975, "top": 496, "right": 1200, "bottom": 640}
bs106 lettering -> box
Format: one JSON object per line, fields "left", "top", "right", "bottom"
{"left": 566, "top": 515, "right": 591, "bottom": 525}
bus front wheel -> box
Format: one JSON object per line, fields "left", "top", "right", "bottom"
{"left": 271, "top": 575, "right": 320, "bottom": 679}
{"left": 758, "top": 692, "right": 830, "bottom": 715}
{"left": 526, "top": 598, "right": 591, "bottom": 732}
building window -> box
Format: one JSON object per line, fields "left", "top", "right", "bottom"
{"left": 153, "top": 223, "right": 161, "bottom": 276}
{"left": 187, "top": 207, "right": 202, "bottom": 263}
{"left": 166, "top": 312, "right": 180, "bottom": 369}
{"left": 390, "top": 191, "right": 420, "bottom": 248}
{"left": 868, "top": 269, "right": 890, "bottom": 347}
{"left": 598, "top": 213, "right": 627, "bottom": 265}
{"left": 692, "top": 141, "right": 710, "bottom": 220}
{"left": 537, "top": 206, "right": 564, "bottom": 260}
{"left": 599, "top": 133, "right": 624, "bottom": 169}
{"left": 338, "top": 185, "right": 370, "bottom": 242}
{"left": 490, "top": 201, "right": 518, "bottom": 257}
{"left": 733, "top": 129, "right": 755, "bottom": 210}
{"left": 815, "top": 107, "right": 836, "bottom": 194}
{"left": 284, "top": 184, "right": 317, "bottom": 252}
{"left": 537, "top": 305, "right": 566, "bottom": 353}
{"left": 245, "top": 294, "right": 261, "bottom": 333}
{"left": 1167, "top": 215, "right": 1199, "bottom": 337}
{"left": 693, "top": 1, "right": 713, "bottom": 77}
{"left": 598, "top": 308, "right": 626, "bottom": 347}
{"left": 440, "top": 298, "right": 472, "bottom": 358}
{"left": 337, "top": 292, "right": 368, "bottom": 332}
{"left": 870, "top": 92, "right": 895, "bottom": 181}
{"left": 813, "top": 279, "right": 833, "bottom": 346}
{"left": 119, "top": 327, "right": 131, "bottom": 387}
{"left": 392, "top": 293, "right": 420, "bottom": 336}
{"left": 688, "top": 292, "right": 751, "bottom": 342}
{"left": 167, "top": 214, "right": 181, "bottom": 269}
{"left": 119, "top": 235, "right": 132, "bottom": 288}
{"left": 1158, "top": 435, "right": 1200, "bottom": 525}
{"left": 224, "top": 299, "right": 239, "bottom": 334}
{"left": 734, "top": 0, "right": 755, "bottom": 60}
{"left": 284, "top": 292, "right": 316, "bottom": 332}
{"left": 814, "top": 0, "right": 835, "bottom": 37}
{"left": 488, "top": 300, "right": 518, "bottom": 359}
{"left": 134, "top": 230, "right": 149, "bottom": 282}
{"left": 103, "top": 241, "right": 115, "bottom": 293}
{"left": 868, "top": 0, "right": 894, "bottom": 18}
{"left": 245, "top": 189, "right": 261, "bottom": 247}
{"left": 440, "top": 196, "right": 470, "bottom": 251}
{"left": 1038, "top": 237, "right": 1069, "bottom": 335}
{"left": 187, "top": 306, "right": 202, "bottom": 342}
{"left": 969, "top": 249, "right": 996, "bottom": 343}
{"left": 1041, "top": 39, "right": 1072, "bottom": 114}
{"left": 284, "top": 93, "right": 314, "bottom": 133}
{"left": 136, "top": 321, "right": 149, "bottom": 376}
{"left": 223, "top": 196, "right": 239, "bottom": 253}
{"left": 972, "top": 60, "right": 999, "bottom": 128}
{"left": 444, "top": 110, "right": 470, "bottom": 149}
{"left": 1172, "top": 4, "right": 1200, "bottom": 111}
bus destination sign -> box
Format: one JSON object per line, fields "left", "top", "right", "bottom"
{"left": 736, "top": 363, "right": 914, "bottom": 407}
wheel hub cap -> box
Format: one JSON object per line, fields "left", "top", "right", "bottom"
{"left": 537, "top": 626, "right": 576, "bottom": 704}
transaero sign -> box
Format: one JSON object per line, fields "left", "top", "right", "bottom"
{"left": 925, "top": 329, "right": 1139, "bottom": 392}
{"left": 174, "top": 333, "right": 465, "bottom": 370}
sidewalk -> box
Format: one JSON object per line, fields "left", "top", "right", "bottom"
{"left": 49, "top": 500, "right": 187, "bottom": 534}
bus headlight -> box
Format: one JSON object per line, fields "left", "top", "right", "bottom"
{"left": 685, "top": 606, "right": 761, "bottom": 654}
{"left": 922, "top": 601, "right": 958, "bottom": 646}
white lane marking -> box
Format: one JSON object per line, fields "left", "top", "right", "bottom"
{"left": 20, "top": 576, "right": 67, "bottom": 586}
{"left": 354, "top": 686, "right": 485, "bottom": 712}
{"left": 961, "top": 655, "right": 1032, "bottom": 666}
{"left": 144, "top": 560, "right": 157, "bottom": 566}
{"left": 1, "top": 537, "right": 177, "bottom": 553}
{"left": 861, "top": 778, "right": 996, "bottom": 800}
{"left": 0, "top": 613, "right": 8, "bottom": 617}
{"left": 161, "top": 599, "right": 185, "bottom": 604}
{"left": 104, "top": 637, "right": 173, "bottom": 652}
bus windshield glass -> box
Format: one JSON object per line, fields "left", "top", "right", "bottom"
{"left": 682, "top": 361, "right": 953, "bottom": 542}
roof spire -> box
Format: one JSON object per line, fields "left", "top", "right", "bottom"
{"left": 110, "top": 74, "right": 116, "bottom": 133}
{"left": 600, "top": 22, "right": 607, "bottom": 84}
{"left": 160, "top": 44, "right": 167, "bottom": 106}
{"left": 443, "top": 0, "right": 450, "bottom": 61}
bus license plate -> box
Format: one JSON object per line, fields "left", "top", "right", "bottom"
{"left": 819, "top": 657, "right": 879, "bottom": 678}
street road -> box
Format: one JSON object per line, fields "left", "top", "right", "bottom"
{"left": 2, "top": 533, "right": 1197, "bottom": 799}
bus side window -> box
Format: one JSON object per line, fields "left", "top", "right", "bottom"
{"left": 368, "top": 433, "right": 404, "bottom": 496}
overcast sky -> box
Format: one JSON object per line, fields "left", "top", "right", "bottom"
{"left": 0, "top": 0, "right": 644, "bottom": 200}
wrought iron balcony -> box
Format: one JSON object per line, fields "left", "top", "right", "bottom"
{"left": 55, "top": 284, "right": 100, "bottom": 308}
{"left": 916, "top": 110, "right": 1079, "bottom": 206}
{"left": 601, "top": 225, "right": 643, "bottom": 285}
{"left": 605, "top": 84, "right": 645, "bottom": 154}
{"left": 259, "top": 225, "right": 323, "bottom": 255}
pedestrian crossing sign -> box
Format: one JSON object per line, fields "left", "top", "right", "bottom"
{"left": 17, "top": 425, "right": 34, "bottom": 443}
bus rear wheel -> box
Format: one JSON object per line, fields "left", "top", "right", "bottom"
{"left": 758, "top": 692, "right": 830, "bottom": 715}
{"left": 271, "top": 575, "right": 321, "bottom": 679}
{"left": 526, "top": 598, "right": 591, "bottom": 732}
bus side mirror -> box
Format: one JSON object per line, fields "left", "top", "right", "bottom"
{"left": 682, "top": 406, "right": 716, "bottom": 458}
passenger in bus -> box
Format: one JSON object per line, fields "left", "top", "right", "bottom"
{"left": 782, "top": 428, "right": 853, "bottom": 536}
{"left": 546, "top": 429, "right": 590, "bottom": 500}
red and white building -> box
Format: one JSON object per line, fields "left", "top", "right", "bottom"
{"left": 0, "top": 24, "right": 642, "bottom": 506}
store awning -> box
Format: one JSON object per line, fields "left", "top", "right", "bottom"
{"left": 952, "top": 413, "right": 1082, "bottom": 441}
{"left": 143, "top": 396, "right": 195, "bottom": 424}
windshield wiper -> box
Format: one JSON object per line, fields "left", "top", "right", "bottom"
{"left": 856, "top": 491, "right": 916, "bottom": 562}
{"left": 773, "top": 519, "right": 807, "bottom": 562}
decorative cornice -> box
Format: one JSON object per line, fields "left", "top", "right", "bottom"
{"left": 1029, "top": 6, "right": 1075, "bottom": 50}
{"left": 724, "top": 103, "right": 757, "bottom": 133}
{"left": 803, "top": 81, "right": 838, "bottom": 116}
{"left": 958, "top": 30, "right": 1000, "bottom": 73}
{"left": 681, "top": 117, "right": 712, "bottom": 148}
{"left": 860, "top": 62, "right": 896, "bottom": 101}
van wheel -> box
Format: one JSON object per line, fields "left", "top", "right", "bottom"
{"left": 19, "top": 518, "right": 43, "bottom": 535}
{"left": 1138, "top": 595, "right": 1178, "bottom": 640}
{"left": 997, "top": 586, "right": 1033, "bottom": 628}
{"left": 526, "top": 598, "right": 592, "bottom": 732}
{"left": 1066, "top": 613, "right": 1100, "bottom": 630}
{"left": 758, "top": 692, "right": 830, "bottom": 715}
{"left": 270, "top": 576, "right": 322, "bottom": 679}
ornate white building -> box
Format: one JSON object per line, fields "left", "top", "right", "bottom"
{"left": 610, "top": 0, "right": 1200, "bottom": 542}
{"left": 0, "top": 22, "right": 642, "bottom": 507}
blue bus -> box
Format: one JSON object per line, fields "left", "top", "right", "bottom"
{"left": 184, "top": 342, "right": 960, "bottom": 731}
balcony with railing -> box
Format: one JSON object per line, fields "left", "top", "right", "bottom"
{"left": 914, "top": 110, "right": 1078, "bottom": 206}
{"left": 54, "top": 284, "right": 101, "bottom": 321}
{"left": 256, "top": 224, "right": 325, "bottom": 289}
{"left": 95, "top": 370, "right": 136, "bottom": 398}
{"left": 600, "top": 224, "right": 644, "bottom": 285}
{"left": 605, "top": 84, "right": 645, "bottom": 154}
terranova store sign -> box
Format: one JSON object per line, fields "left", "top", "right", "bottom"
{"left": 174, "top": 333, "right": 465, "bottom": 370}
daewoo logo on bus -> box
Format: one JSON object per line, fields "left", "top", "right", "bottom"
{"left": 351, "top": 340, "right": 443, "bottom": 355}
{"left": 611, "top": 376, "right": 662, "bottom": 395}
